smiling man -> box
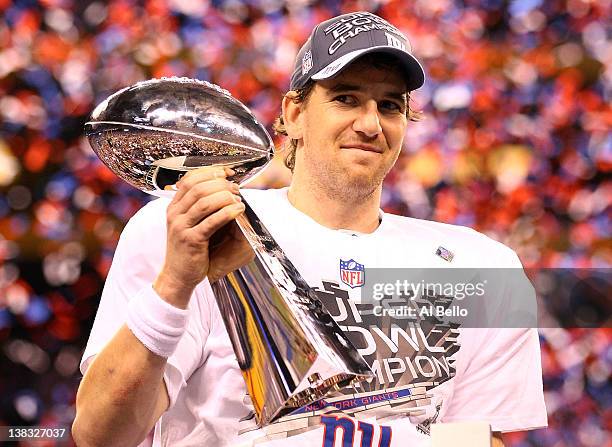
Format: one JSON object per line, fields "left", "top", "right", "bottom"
{"left": 74, "top": 11, "right": 547, "bottom": 447}
{"left": 282, "top": 60, "right": 409, "bottom": 233}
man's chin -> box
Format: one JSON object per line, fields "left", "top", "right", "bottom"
{"left": 340, "top": 169, "right": 385, "bottom": 196}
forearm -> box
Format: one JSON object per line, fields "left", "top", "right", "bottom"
{"left": 73, "top": 325, "right": 169, "bottom": 447}
{"left": 72, "top": 166, "right": 245, "bottom": 445}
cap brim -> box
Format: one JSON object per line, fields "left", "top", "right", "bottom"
{"left": 310, "top": 46, "right": 425, "bottom": 91}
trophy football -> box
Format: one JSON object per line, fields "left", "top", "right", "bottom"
{"left": 85, "top": 77, "right": 373, "bottom": 426}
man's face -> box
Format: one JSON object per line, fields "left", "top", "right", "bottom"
{"left": 292, "top": 58, "right": 408, "bottom": 198}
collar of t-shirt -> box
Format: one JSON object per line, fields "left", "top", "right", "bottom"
{"left": 276, "top": 187, "right": 385, "bottom": 238}
{"left": 337, "top": 212, "right": 384, "bottom": 237}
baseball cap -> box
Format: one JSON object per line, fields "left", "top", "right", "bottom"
{"left": 289, "top": 11, "right": 425, "bottom": 91}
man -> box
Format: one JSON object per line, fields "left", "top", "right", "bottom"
{"left": 73, "top": 11, "right": 547, "bottom": 447}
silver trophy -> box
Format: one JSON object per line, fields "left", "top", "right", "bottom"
{"left": 85, "top": 77, "right": 373, "bottom": 426}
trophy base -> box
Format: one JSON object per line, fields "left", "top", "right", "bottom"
{"left": 286, "top": 372, "right": 358, "bottom": 408}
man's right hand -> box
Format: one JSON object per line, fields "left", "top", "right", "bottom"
{"left": 74, "top": 167, "right": 248, "bottom": 446}
{"left": 153, "top": 166, "right": 251, "bottom": 308}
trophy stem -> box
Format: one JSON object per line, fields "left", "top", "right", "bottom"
{"left": 210, "top": 195, "right": 373, "bottom": 426}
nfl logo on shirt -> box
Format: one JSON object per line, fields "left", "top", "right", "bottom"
{"left": 339, "top": 259, "right": 365, "bottom": 288}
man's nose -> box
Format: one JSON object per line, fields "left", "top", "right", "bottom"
{"left": 352, "top": 100, "right": 382, "bottom": 138}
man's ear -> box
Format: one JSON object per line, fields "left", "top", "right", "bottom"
{"left": 281, "top": 92, "right": 304, "bottom": 140}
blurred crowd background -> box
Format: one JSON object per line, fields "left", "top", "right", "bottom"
{"left": 0, "top": 0, "right": 610, "bottom": 445}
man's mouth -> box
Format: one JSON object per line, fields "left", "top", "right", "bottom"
{"left": 340, "top": 144, "right": 383, "bottom": 153}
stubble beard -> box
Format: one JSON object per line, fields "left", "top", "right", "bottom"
{"left": 307, "top": 155, "right": 389, "bottom": 203}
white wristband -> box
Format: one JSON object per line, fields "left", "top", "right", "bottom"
{"left": 126, "top": 285, "right": 190, "bottom": 358}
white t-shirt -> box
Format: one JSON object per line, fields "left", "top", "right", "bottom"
{"left": 81, "top": 187, "right": 547, "bottom": 446}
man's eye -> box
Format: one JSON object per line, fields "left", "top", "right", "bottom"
{"left": 380, "top": 100, "right": 403, "bottom": 112}
{"left": 333, "top": 95, "right": 355, "bottom": 104}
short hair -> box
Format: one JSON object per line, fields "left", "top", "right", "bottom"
{"left": 273, "top": 53, "right": 424, "bottom": 172}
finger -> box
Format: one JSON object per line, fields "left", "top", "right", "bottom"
{"left": 173, "top": 166, "right": 235, "bottom": 202}
{"left": 183, "top": 190, "right": 242, "bottom": 227}
{"left": 172, "top": 178, "right": 240, "bottom": 215}
{"left": 190, "top": 202, "right": 246, "bottom": 242}
{"left": 209, "top": 221, "right": 234, "bottom": 253}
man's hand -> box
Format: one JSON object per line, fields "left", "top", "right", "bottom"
{"left": 207, "top": 220, "right": 255, "bottom": 283}
{"left": 154, "top": 166, "right": 253, "bottom": 308}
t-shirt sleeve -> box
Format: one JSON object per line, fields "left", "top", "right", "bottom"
{"left": 441, "top": 248, "right": 548, "bottom": 432}
{"left": 79, "top": 198, "right": 212, "bottom": 409}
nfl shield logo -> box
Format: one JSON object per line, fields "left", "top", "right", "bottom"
{"left": 339, "top": 259, "right": 365, "bottom": 289}
{"left": 302, "top": 50, "right": 313, "bottom": 75}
